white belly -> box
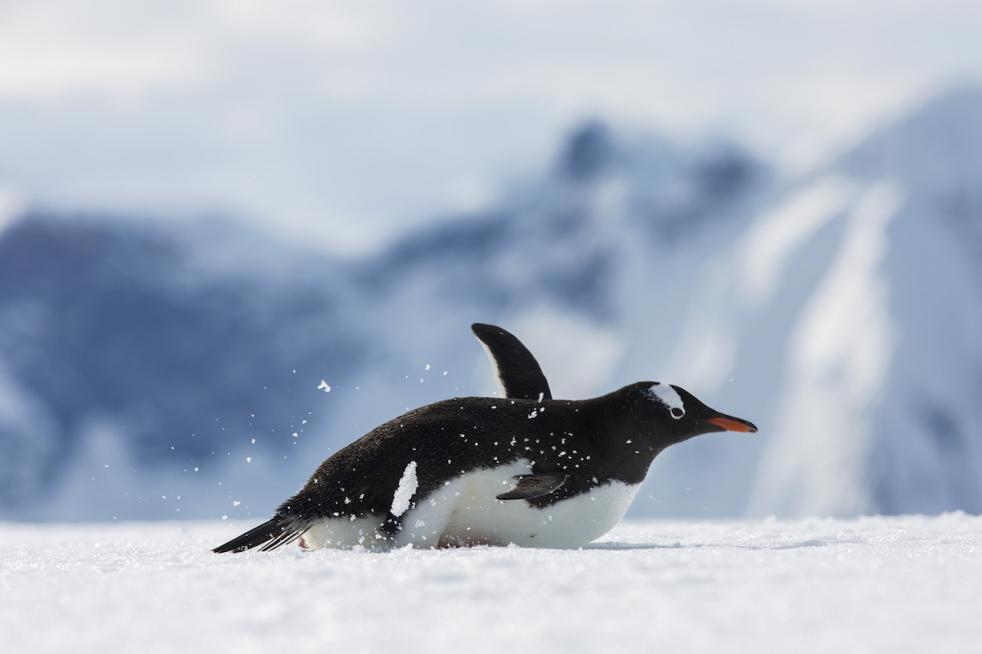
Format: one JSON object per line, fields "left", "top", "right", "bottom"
{"left": 302, "top": 460, "right": 639, "bottom": 550}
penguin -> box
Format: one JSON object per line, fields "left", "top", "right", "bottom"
{"left": 213, "top": 323, "right": 756, "bottom": 552}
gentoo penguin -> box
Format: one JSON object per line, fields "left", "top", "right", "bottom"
{"left": 213, "top": 323, "right": 756, "bottom": 552}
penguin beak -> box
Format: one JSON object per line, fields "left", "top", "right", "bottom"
{"left": 706, "top": 413, "right": 757, "bottom": 433}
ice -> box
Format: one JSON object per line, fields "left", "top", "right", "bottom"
{"left": 317, "top": 380, "right": 331, "bottom": 393}
{"left": 1, "top": 516, "right": 980, "bottom": 653}
{"left": 390, "top": 461, "right": 417, "bottom": 517}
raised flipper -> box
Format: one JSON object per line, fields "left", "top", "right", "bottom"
{"left": 496, "top": 473, "right": 568, "bottom": 500}
{"left": 471, "top": 323, "right": 552, "bottom": 400}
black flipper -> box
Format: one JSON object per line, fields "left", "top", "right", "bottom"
{"left": 212, "top": 515, "right": 310, "bottom": 553}
{"left": 496, "top": 473, "right": 568, "bottom": 500}
{"left": 471, "top": 323, "right": 552, "bottom": 400}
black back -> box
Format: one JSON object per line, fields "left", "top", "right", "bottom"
{"left": 269, "top": 390, "right": 654, "bottom": 523}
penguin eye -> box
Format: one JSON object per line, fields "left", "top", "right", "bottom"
{"left": 670, "top": 407, "right": 684, "bottom": 419}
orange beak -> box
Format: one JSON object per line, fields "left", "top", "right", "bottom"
{"left": 707, "top": 415, "right": 758, "bottom": 433}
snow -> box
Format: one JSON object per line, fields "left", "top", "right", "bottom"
{"left": 739, "top": 175, "right": 855, "bottom": 303}
{"left": 2, "top": 515, "right": 980, "bottom": 653}
{"left": 390, "top": 461, "right": 417, "bottom": 517}
{"left": 750, "top": 182, "right": 902, "bottom": 515}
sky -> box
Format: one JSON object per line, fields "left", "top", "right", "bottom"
{"left": 1, "top": 0, "right": 980, "bottom": 252}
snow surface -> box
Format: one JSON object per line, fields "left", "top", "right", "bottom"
{"left": 2, "top": 515, "right": 980, "bottom": 654}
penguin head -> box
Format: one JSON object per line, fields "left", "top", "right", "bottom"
{"left": 626, "top": 381, "right": 757, "bottom": 446}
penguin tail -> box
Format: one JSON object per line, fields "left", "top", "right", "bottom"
{"left": 212, "top": 515, "right": 310, "bottom": 554}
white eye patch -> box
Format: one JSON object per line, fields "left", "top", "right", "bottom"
{"left": 645, "top": 383, "right": 685, "bottom": 419}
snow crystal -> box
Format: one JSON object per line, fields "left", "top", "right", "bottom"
{"left": 317, "top": 380, "right": 332, "bottom": 392}
{"left": 390, "top": 461, "right": 418, "bottom": 517}
{"left": 645, "top": 382, "right": 685, "bottom": 418}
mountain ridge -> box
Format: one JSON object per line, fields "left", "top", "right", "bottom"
{"left": 1, "top": 86, "right": 980, "bottom": 520}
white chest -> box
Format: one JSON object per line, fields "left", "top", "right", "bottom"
{"left": 401, "top": 459, "right": 639, "bottom": 548}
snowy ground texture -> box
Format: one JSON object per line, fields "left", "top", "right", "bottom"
{"left": 3, "top": 515, "right": 981, "bottom": 654}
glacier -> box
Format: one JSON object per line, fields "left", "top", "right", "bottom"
{"left": 0, "top": 87, "right": 980, "bottom": 521}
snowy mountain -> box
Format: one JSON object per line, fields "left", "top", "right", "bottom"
{"left": 0, "top": 215, "right": 373, "bottom": 518}
{"left": 1, "top": 87, "right": 980, "bottom": 521}
{"left": 748, "top": 87, "right": 982, "bottom": 515}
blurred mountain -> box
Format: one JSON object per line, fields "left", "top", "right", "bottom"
{"left": 647, "top": 86, "right": 982, "bottom": 517}
{"left": 1, "top": 87, "right": 980, "bottom": 521}
{"left": 0, "top": 216, "right": 369, "bottom": 517}
{"left": 746, "top": 86, "right": 982, "bottom": 515}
